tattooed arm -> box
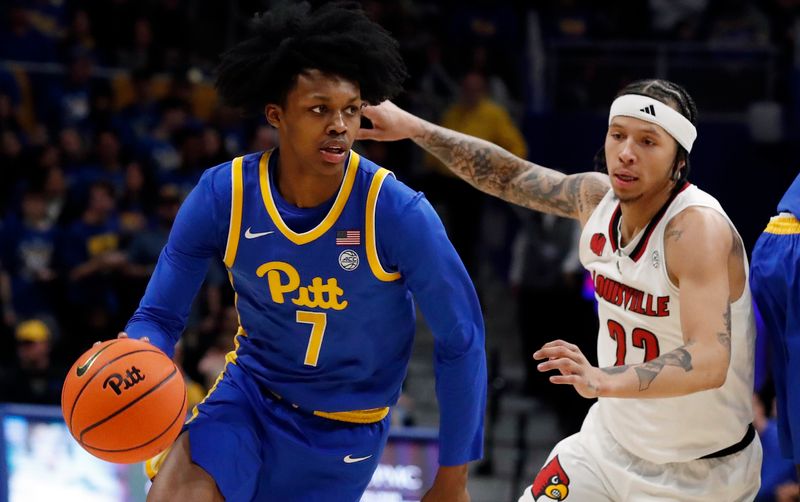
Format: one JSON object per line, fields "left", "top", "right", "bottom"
{"left": 536, "top": 207, "right": 739, "bottom": 398}
{"left": 358, "top": 101, "right": 610, "bottom": 225}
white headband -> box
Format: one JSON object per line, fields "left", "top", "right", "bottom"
{"left": 608, "top": 94, "right": 697, "bottom": 152}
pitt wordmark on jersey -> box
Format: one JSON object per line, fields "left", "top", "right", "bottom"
{"left": 579, "top": 182, "right": 756, "bottom": 464}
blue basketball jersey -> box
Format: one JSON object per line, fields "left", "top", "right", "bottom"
{"left": 127, "top": 149, "right": 486, "bottom": 466}
{"left": 225, "top": 150, "right": 416, "bottom": 413}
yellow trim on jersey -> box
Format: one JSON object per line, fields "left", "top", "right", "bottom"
{"left": 765, "top": 214, "right": 800, "bottom": 235}
{"left": 145, "top": 446, "right": 172, "bottom": 480}
{"left": 366, "top": 168, "right": 401, "bottom": 282}
{"left": 186, "top": 325, "right": 245, "bottom": 424}
{"left": 259, "top": 149, "right": 360, "bottom": 245}
{"left": 223, "top": 156, "right": 244, "bottom": 267}
{"left": 313, "top": 406, "right": 390, "bottom": 424}
{"left": 148, "top": 276, "right": 245, "bottom": 480}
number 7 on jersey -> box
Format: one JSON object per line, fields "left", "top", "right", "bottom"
{"left": 296, "top": 311, "right": 328, "bottom": 366}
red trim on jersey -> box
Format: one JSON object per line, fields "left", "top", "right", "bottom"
{"left": 629, "top": 182, "right": 690, "bottom": 262}
{"left": 609, "top": 205, "right": 622, "bottom": 253}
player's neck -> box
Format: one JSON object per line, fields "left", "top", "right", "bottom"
{"left": 618, "top": 182, "right": 674, "bottom": 245}
{"left": 275, "top": 153, "right": 345, "bottom": 208}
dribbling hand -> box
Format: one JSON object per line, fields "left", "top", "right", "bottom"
{"left": 93, "top": 332, "right": 150, "bottom": 346}
{"left": 534, "top": 340, "right": 603, "bottom": 399}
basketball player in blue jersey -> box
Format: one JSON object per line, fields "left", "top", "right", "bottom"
{"left": 119, "top": 3, "right": 486, "bottom": 501}
{"left": 751, "top": 172, "right": 800, "bottom": 480}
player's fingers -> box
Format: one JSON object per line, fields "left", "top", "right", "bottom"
{"left": 538, "top": 358, "right": 581, "bottom": 375}
{"left": 539, "top": 339, "right": 569, "bottom": 349}
{"left": 117, "top": 332, "right": 128, "bottom": 338}
{"left": 356, "top": 128, "right": 380, "bottom": 141}
{"left": 534, "top": 346, "right": 574, "bottom": 361}
{"left": 549, "top": 374, "right": 581, "bottom": 386}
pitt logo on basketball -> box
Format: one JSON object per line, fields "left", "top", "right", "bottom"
{"left": 103, "top": 366, "right": 146, "bottom": 396}
{"left": 257, "top": 261, "right": 348, "bottom": 310}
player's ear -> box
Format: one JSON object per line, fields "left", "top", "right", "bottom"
{"left": 265, "top": 104, "right": 281, "bottom": 129}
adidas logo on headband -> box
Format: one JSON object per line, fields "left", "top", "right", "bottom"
{"left": 639, "top": 104, "right": 655, "bottom": 116}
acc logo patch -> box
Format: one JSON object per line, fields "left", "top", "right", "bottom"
{"left": 338, "top": 249, "right": 359, "bottom": 271}
{"left": 590, "top": 233, "right": 606, "bottom": 257}
{"left": 531, "top": 455, "right": 570, "bottom": 500}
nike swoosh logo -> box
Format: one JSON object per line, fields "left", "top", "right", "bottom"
{"left": 76, "top": 342, "right": 115, "bottom": 377}
{"left": 244, "top": 227, "right": 274, "bottom": 239}
{"left": 343, "top": 454, "right": 372, "bottom": 464}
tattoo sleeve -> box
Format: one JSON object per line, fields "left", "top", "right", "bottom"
{"left": 601, "top": 365, "right": 630, "bottom": 375}
{"left": 633, "top": 347, "right": 693, "bottom": 391}
{"left": 414, "top": 122, "right": 610, "bottom": 220}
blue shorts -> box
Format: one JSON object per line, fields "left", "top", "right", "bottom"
{"left": 183, "top": 362, "right": 390, "bottom": 502}
{"left": 751, "top": 214, "right": 800, "bottom": 462}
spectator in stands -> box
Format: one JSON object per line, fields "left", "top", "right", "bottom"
{"left": 0, "top": 128, "right": 25, "bottom": 215}
{"left": 123, "top": 184, "right": 180, "bottom": 283}
{"left": 41, "top": 166, "right": 68, "bottom": 226}
{"left": 141, "top": 97, "right": 191, "bottom": 172}
{"left": 0, "top": 319, "right": 63, "bottom": 405}
{"left": 414, "top": 38, "right": 459, "bottom": 123}
{"left": 43, "top": 50, "right": 110, "bottom": 134}
{"left": 0, "top": 3, "right": 57, "bottom": 63}
{"left": 59, "top": 180, "right": 124, "bottom": 353}
{"left": 118, "top": 67, "right": 159, "bottom": 148}
{"left": 1, "top": 189, "right": 59, "bottom": 321}
{"left": 58, "top": 126, "right": 88, "bottom": 173}
{"left": 62, "top": 9, "right": 97, "bottom": 62}
{"left": 117, "top": 160, "right": 155, "bottom": 238}
{"left": 424, "top": 71, "right": 527, "bottom": 278}
{"left": 72, "top": 128, "right": 126, "bottom": 195}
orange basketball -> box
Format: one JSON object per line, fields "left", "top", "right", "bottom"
{"left": 61, "top": 338, "right": 187, "bottom": 464}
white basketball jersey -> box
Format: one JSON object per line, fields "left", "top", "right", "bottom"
{"left": 579, "top": 183, "right": 755, "bottom": 464}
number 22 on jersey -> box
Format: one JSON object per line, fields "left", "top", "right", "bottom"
{"left": 607, "top": 319, "right": 660, "bottom": 366}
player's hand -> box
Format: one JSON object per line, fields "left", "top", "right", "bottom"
{"left": 534, "top": 340, "right": 603, "bottom": 399}
{"left": 93, "top": 332, "right": 150, "bottom": 346}
{"left": 358, "top": 100, "right": 425, "bottom": 142}
{"left": 421, "top": 465, "right": 470, "bottom": 502}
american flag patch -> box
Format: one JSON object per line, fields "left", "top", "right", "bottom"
{"left": 336, "top": 230, "right": 361, "bottom": 245}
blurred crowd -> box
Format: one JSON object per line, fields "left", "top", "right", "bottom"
{"left": 0, "top": 0, "right": 799, "bottom": 498}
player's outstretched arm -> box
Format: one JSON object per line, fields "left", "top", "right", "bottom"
{"left": 536, "top": 208, "right": 739, "bottom": 399}
{"left": 359, "top": 101, "right": 610, "bottom": 225}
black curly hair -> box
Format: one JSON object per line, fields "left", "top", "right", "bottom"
{"left": 215, "top": 1, "right": 407, "bottom": 114}
{"left": 594, "top": 79, "right": 698, "bottom": 187}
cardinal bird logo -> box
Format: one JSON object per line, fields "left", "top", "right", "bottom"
{"left": 531, "top": 455, "right": 570, "bottom": 501}
{"left": 590, "top": 233, "right": 606, "bottom": 256}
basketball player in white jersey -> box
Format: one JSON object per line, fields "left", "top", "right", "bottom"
{"left": 357, "top": 79, "right": 762, "bottom": 501}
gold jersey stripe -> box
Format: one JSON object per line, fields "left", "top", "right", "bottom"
{"left": 223, "top": 156, "right": 244, "bottom": 267}
{"left": 314, "top": 406, "right": 390, "bottom": 424}
{"left": 765, "top": 214, "right": 800, "bottom": 235}
{"left": 365, "top": 168, "right": 401, "bottom": 281}
{"left": 259, "top": 149, "right": 360, "bottom": 245}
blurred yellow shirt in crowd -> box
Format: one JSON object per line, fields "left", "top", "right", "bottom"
{"left": 427, "top": 98, "right": 528, "bottom": 175}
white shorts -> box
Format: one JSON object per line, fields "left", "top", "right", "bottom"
{"left": 518, "top": 404, "right": 762, "bottom": 502}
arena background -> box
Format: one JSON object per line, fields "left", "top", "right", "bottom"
{"left": 0, "top": 1, "right": 795, "bottom": 501}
